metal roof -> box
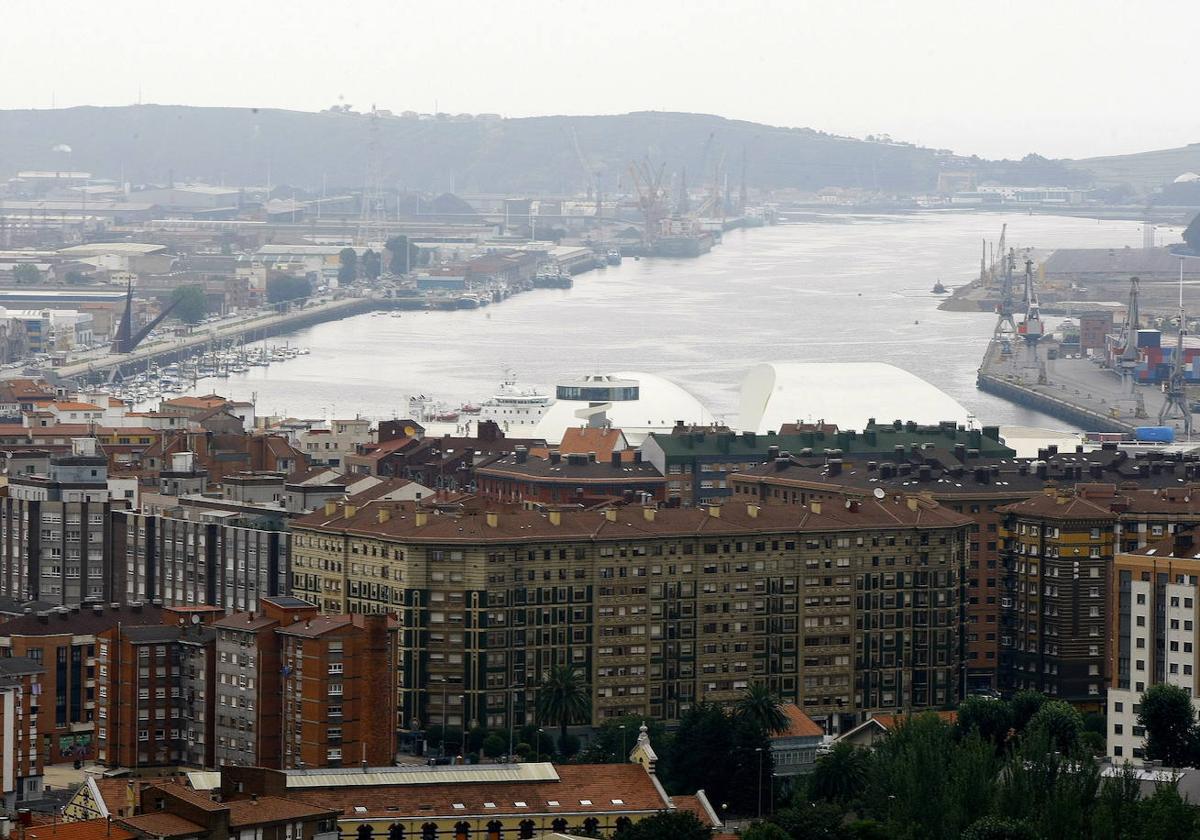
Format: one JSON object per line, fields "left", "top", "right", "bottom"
{"left": 186, "top": 771, "right": 222, "bottom": 790}
{"left": 285, "top": 763, "right": 560, "bottom": 788}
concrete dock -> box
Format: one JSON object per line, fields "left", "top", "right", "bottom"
{"left": 977, "top": 340, "right": 1192, "bottom": 435}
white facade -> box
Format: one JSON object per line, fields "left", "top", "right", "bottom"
{"left": 1108, "top": 572, "right": 1200, "bottom": 764}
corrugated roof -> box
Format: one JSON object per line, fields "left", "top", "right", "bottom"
{"left": 286, "top": 763, "right": 560, "bottom": 789}
{"left": 185, "top": 771, "right": 221, "bottom": 791}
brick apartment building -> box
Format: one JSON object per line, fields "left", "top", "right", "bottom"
{"left": 474, "top": 448, "right": 667, "bottom": 506}
{"left": 290, "top": 495, "right": 971, "bottom": 737}
{"left": 0, "top": 601, "right": 171, "bottom": 765}
{"left": 0, "top": 656, "right": 44, "bottom": 807}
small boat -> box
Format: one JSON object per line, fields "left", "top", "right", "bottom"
{"left": 434, "top": 410, "right": 460, "bottom": 422}
{"left": 932, "top": 281, "right": 947, "bottom": 294}
{"left": 460, "top": 403, "right": 482, "bottom": 415}
{"left": 606, "top": 249, "right": 622, "bottom": 265}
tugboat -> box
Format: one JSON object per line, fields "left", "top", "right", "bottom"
{"left": 931, "top": 280, "right": 948, "bottom": 294}
{"left": 606, "top": 249, "right": 622, "bottom": 266}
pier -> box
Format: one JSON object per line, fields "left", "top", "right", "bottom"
{"left": 976, "top": 340, "right": 1189, "bottom": 435}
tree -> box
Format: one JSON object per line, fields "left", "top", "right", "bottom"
{"left": 741, "top": 822, "right": 790, "bottom": 840}
{"left": 1138, "top": 683, "right": 1198, "bottom": 767}
{"left": 725, "top": 713, "right": 775, "bottom": 816}
{"left": 1138, "top": 781, "right": 1196, "bottom": 839}
{"left": 385, "top": 235, "right": 417, "bottom": 274}
{"left": 534, "top": 665, "right": 590, "bottom": 744}
{"left": 13, "top": 263, "right": 40, "bottom": 284}
{"left": 960, "top": 816, "right": 1038, "bottom": 840}
{"left": 1009, "top": 690, "right": 1047, "bottom": 733}
{"left": 1184, "top": 211, "right": 1200, "bottom": 254}
{"left": 64, "top": 270, "right": 91, "bottom": 285}
{"left": 770, "top": 802, "right": 845, "bottom": 840}
{"left": 619, "top": 811, "right": 711, "bottom": 840}
{"left": 267, "top": 274, "right": 312, "bottom": 304}
{"left": 1093, "top": 763, "right": 1143, "bottom": 840}
{"left": 170, "top": 285, "right": 208, "bottom": 325}
{"left": 809, "top": 741, "right": 869, "bottom": 805}
{"left": 338, "top": 247, "right": 358, "bottom": 284}
{"left": 361, "top": 248, "right": 381, "bottom": 280}
{"left": 663, "top": 704, "right": 733, "bottom": 808}
{"left": 957, "top": 696, "right": 1013, "bottom": 749}
{"left": 1027, "top": 700, "right": 1084, "bottom": 756}
{"left": 735, "top": 683, "right": 789, "bottom": 735}
{"left": 482, "top": 734, "right": 506, "bottom": 758}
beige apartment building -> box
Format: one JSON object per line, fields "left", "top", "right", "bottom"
{"left": 290, "top": 496, "right": 971, "bottom": 736}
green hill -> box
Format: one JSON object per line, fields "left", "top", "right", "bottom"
{"left": 0, "top": 105, "right": 964, "bottom": 195}
{"left": 1071, "top": 142, "right": 1200, "bottom": 190}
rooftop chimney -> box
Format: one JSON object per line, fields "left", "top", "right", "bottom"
{"left": 550, "top": 451, "right": 561, "bottom": 465}
{"left": 643, "top": 508, "right": 657, "bottom": 522}
{"left": 514, "top": 446, "right": 528, "bottom": 464}
{"left": 486, "top": 512, "right": 499, "bottom": 528}
{"left": 611, "top": 451, "right": 622, "bottom": 467}
{"left": 810, "top": 501, "right": 822, "bottom": 515}
{"left": 548, "top": 510, "right": 561, "bottom": 526}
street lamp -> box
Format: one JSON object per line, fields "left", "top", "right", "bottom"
{"left": 755, "top": 747, "right": 764, "bottom": 819}
{"left": 619, "top": 724, "right": 626, "bottom": 760}
{"left": 537, "top": 728, "right": 544, "bottom": 763}
{"left": 507, "top": 684, "right": 518, "bottom": 762}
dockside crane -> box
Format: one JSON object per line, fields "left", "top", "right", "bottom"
{"left": 1016, "top": 257, "right": 1047, "bottom": 381}
{"left": 1158, "top": 262, "right": 1193, "bottom": 436}
{"left": 993, "top": 248, "right": 1018, "bottom": 353}
{"left": 627, "top": 158, "right": 669, "bottom": 247}
{"left": 1116, "top": 277, "right": 1142, "bottom": 383}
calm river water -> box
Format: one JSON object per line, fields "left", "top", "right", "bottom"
{"left": 190, "top": 211, "right": 1172, "bottom": 429}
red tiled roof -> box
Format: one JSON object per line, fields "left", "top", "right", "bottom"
{"left": 288, "top": 763, "right": 669, "bottom": 821}
{"left": 93, "top": 778, "right": 144, "bottom": 817}
{"left": 227, "top": 797, "right": 337, "bottom": 827}
{"left": 52, "top": 402, "right": 103, "bottom": 411}
{"left": 671, "top": 795, "right": 715, "bottom": 827}
{"left": 28, "top": 820, "right": 136, "bottom": 840}
{"left": 773, "top": 703, "right": 824, "bottom": 739}
{"left": 118, "top": 814, "right": 204, "bottom": 838}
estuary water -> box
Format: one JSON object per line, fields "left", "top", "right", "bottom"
{"left": 191, "top": 211, "right": 1169, "bottom": 429}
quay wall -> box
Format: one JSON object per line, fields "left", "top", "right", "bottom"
{"left": 976, "top": 371, "right": 1134, "bottom": 434}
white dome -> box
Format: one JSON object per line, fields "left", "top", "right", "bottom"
{"left": 738, "top": 362, "right": 970, "bottom": 433}
{"left": 535, "top": 370, "right": 715, "bottom": 445}
{"left": 1174, "top": 172, "right": 1200, "bottom": 183}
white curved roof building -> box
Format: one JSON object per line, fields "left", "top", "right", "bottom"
{"left": 1174, "top": 172, "right": 1200, "bottom": 184}
{"left": 738, "top": 362, "right": 970, "bottom": 433}
{"left": 534, "top": 371, "right": 716, "bottom": 445}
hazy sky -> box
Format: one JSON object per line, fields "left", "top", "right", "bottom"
{"left": 4, "top": 0, "right": 1197, "bottom": 160}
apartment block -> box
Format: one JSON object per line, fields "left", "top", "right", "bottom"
{"left": 94, "top": 620, "right": 216, "bottom": 770}
{"left": 1107, "top": 533, "right": 1200, "bottom": 764}
{"left": 290, "top": 496, "right": 970, "bottom": 736}
{"left": 212, "top": 596, "right": 319, "bottom": 768}
{"left": 0, "top": 439, "right": 122, "bottom": 604}
{"left": 0, "top": 656, "right": 45, "bottom": 807}
{"left": 0, "top": 601, "right": 169, "bottom": 764}
{"left": 275, "top": 612, "right": 399, "bottom": 769}
{"left": 997, "top": 490, "right": 1116, "bottom": 705}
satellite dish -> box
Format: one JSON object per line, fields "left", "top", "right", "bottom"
{"left": 191, "top": 614, "right": 201, "bottom": 625}
{"left": 873, "top": 487, "right": 886, "bottom": 500}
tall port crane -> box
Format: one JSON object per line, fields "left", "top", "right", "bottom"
{"left": 1016, "top": 258, "right": 1046, "bottom": 380}
{"left": 1158, "top": 262, "right": 1193, "bottom": 436}
{"left": 992, "top": 248, "right": 1018, "bottom": 353}
{"left": 1116, "top": 276, "right": 1142, "bottom": 382}
{"left": 627, "top": 159, "right": 668, "bottom": 246}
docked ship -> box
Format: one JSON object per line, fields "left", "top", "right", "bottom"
{"left": 478, "top": 372, "right": 555, "bottom": 429}
{"left": 532, "top": 268, "right": 573, "bottom": 289}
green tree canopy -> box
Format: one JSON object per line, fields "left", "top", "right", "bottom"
{"left": 1010, "top": 690, "right": 1047, "bottom": 732}
{"left": 735, "top": 683, "right": 789, "bottom": 735}
{"left": 13, "top": 263, "right": 41, "bottom": 284}
{"left": 1184, "top": 211, "right": 1200, "bottom": 254}
{"left": 337, "top": 247, "right": 358, "bottom": 284}
{"left": 960, "top": 816, "right": 1038, "bottom": 840}
{"left": 534, "top": 665, "right": 590, "bottom": 744}
{"left": 170, "top": 285, "right": 207, "bottom": 325}
{"left": 957, "top": 696, "right": 1013, "bottom": 749}
{"left": 619, "top": 810, "right": 711, "bottom": 840}
{"left": 385, "top": 235, "right": 418, "bottom": 274}
{"left": 1027, "top": 700, "right": 1084, "bottom": 756}
{"left": 361, "top": 248, "right": 381, "bottom": 280}
{"left": 267, "top": 274, "right": 312, "bottom": 304}
{"left": 810, "top": 741, "right": 869, "bottom": 806}
{"left": 741, "top": 822, "right": 790, "bottom": 840}
{"left": 1138, "top": 683, "right": 1198, "bottom": 767}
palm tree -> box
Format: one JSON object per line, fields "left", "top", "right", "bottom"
{"left": 809, "top": 741, "right": 869, "bottom": 804}
{"left": 535, "top": 665, "right": 591, "bottom": 746}
{"left": 735, "top": 683, "right": 789, "bottom": 734}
